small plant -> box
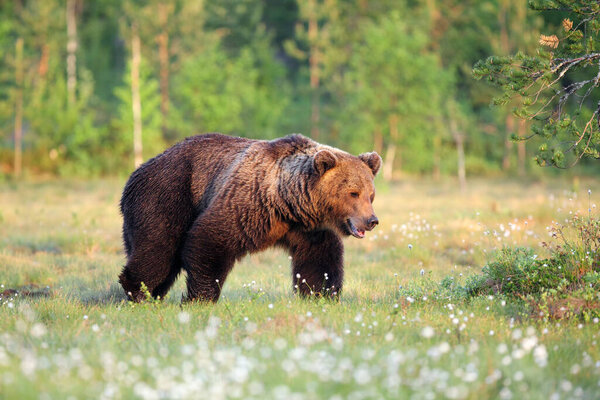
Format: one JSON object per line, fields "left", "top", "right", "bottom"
{"left": 545, "top": 212, "right": 600, "bottom": 273}
{"left": 129, "top": 282, "right": 161, "bottom": 306}
{"left": 398, "top": 274, "right": 472, "bottom": 302}
{"left": 399, "top": 213, "right": 600, "bottom": 320}
{"left": 466, "top": 214, "right": 600, "bottom": 320}
{"left": 465, "top": 247, "right": 565, "bottom": 296}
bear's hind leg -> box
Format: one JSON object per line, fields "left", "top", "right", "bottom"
{"left": 284, "top": 230, "right": 344, "bottom": 298}
{"left": 183, "top": 261, "right": 233, "bottom": 303}
{"left": 119, "top": 264, "right": 145, "bottom": 302}
{"left": 150, "top": 259, "right": 183, "bottom": 299}
{"left": 119, "top": 243, "right": 182, "bottom": 301}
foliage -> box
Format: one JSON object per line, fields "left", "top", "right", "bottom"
{"left": 171, "top": 42, "right": 287, "bottom": 139}
{"left": 342, "top": 10, "right": 451, "bottom": 173}
{"left": 471, "top": 209, "right": 599, "bottom": 293}
{"left": 467, "top": 242, "right": 599, "bottom": 319}
{"left": 403, "top": 213, "right": 600, "bottom": 320}
{"left": 112, "top": 56, "right": 164, "bottom": 168}
{"left": 26, "top": 67, "right": 104, "bottom": 176}
{"left": 1, "top": 0, "right": 600, "bottom": 177}
{"left": 474, "top": 0, "right": 600, "bottom": 168}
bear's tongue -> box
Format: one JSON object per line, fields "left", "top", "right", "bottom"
{"left": 348, "top": 219, "right": 365, "bottom": 239}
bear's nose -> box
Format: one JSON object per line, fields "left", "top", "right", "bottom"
{"left": 366, "top": 215, "right": 379, "bottom": 230}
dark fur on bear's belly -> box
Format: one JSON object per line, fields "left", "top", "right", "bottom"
{"left": 119, "top": 133, "right": 381, "bottom": 302}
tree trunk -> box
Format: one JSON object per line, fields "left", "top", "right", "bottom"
{"left": 451, "top": 121, "right": 467, "bottom": 192}
{"left": 308, "top": 0, "right": 320, "bottom": 140}
{"left": 131, "top": 24, "right": 143, "bottom": 168}
{"left": 157, "top": 2, "right": 170, "bottom": 138}
{"left": 425, "top": 0, "right": 442, "bottom": 50}
{"left": 373, "top": 126, "right": 383, "bottom": 155}
{"left": 455, "top": 134, "right": 467, "bottom": 192}
{"left": 498, "top": 0, "right": 515, "bottom": 172}
{"left": 383, "top": 144, "right": 396, "bottom": 182}
{"left": 66, "top": 0, "right": 77, "bottom": 105}
{"left": 502, "top": 113, "right": 514, "bottom": 171}
{"left": 383, "top": 113, "right": 399, "bottom": 181}
{"left": 498, "top": 0, "right": 510, "bottom": 54}
{"left": 14, "top": 38, "right": 24, "bottom": 178}
{"left": 517, "top": 119, "right": 527, "bottom": 176}
{"left": 310, "top": 90, "right": 320, "bottom": 140}
{"left": 157, "top": 31, "right": 169, "bottom": 135}
{"left": 38, "top": 44, "right": 49, "bottom": 79}
{"left": 432, "top": 134, "right": 441, "bottom": 181}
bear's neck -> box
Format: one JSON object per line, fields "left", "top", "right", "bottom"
{"left": 275, "top": 155, "right": 322, "bottom": 229}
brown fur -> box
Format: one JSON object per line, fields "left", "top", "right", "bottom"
{"left": 119, "top": 133, "right": 381, "bottom": 302}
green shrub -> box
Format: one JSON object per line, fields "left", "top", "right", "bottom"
{"left": 470, "top": 215, "right": 599, "bottom": 319}
{"left": 400, "top": 214, "right": 600, "bottom": 320}
{"left": 466, "top": 247, "right": 566, "bottom": 296}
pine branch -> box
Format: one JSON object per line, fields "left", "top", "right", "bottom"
{"left": 474, "top": 1, "right": 600, "bottom": 167}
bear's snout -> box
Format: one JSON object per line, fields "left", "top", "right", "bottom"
{"left": 366, "top": 215, "right": 379, "bottom": 231}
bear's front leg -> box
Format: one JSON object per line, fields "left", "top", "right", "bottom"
{"left": 284, "top": 229, "right": 344, "bottom": 298}
{"left": 181, "top": 215, "right": 235, "bottom": 302}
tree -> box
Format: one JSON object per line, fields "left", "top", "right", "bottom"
{"left": 120, "top": 1, "right": 168, "bottom": 168}
{"left": 171, "top": 42, "right": 286, "bottom": 139}
{"left": 2, "top": 0, "right": 103, "bottom": 176}
{"left": 13, "top": 37, "right": 23, "bottom": 178}
{"left": 486, "top": 0, "right": 542, "bottom": 172}
{"left": 112, "top": 54, "right": 162, "bottom": 168}
{"left": 446, "top": 100, "right": 469, "bottom": 191}
{"left": 343, "top": 10, "right": 450, "bottom": 180}
{"left": 473, "top": 0, "right": 600, "bottom": 168}
{"left": 135, "top": 0, "right": 208, "bottom": 140}
{"left": 66, "top": 0, "right": 78, "bottom": 105}
{"left": 9, "top": 0, "right": 64, "bottom": 175}
{"left": 285, "top": 0, "right": 338, "bottom": 140}
{"left": 130, "top": 23, "right": 143, "bottom": 168}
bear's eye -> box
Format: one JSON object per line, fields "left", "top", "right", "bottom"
{"left": 350, "top": 192, "right": 359, "bottom": 198}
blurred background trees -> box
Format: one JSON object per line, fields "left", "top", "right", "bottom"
{"left": 0, "top": 0, "right": 598, "bottom": 179}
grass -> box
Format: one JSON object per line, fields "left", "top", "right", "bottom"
{"left": 1, "top": 177, "right": 600, "bottom": 399}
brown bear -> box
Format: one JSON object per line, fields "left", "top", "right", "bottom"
{"left": 119, "top": 133, "right": 381, "bottom": 302}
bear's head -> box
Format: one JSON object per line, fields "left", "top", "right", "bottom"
{"left": 313, "top": 149, "right": 382, "bottom": 239}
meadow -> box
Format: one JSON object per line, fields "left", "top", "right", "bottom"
{"left": 1, "top": 178, "right": 599, "bottom": 399}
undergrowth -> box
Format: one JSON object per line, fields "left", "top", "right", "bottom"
{"left": 401, "top": 214, "right": 600, "bottom": 320}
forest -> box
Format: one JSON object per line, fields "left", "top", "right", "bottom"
{"left": 0, "top": 0, "right": 599, "bottom": 179}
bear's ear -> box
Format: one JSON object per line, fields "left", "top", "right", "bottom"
{"left": 313, "top": 150, "right": 337, "bottom": 176}
{"left": 359, "top": 152, "right": 382, "bottom": 176}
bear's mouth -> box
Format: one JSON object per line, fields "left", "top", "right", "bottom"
{"left": 346, "top": 219, "right": 365, "bottom": 239}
